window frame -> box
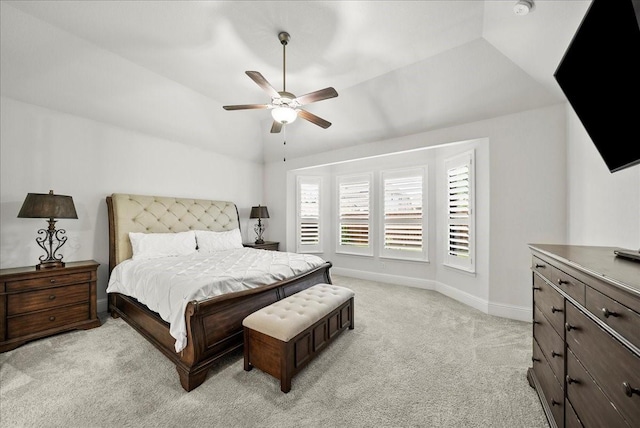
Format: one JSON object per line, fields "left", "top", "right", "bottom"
{"left": 443, "top": 150, "right": 475, "bottom": 273}
{"left": 296, "top": 176, "right": 323, "bottom": 254}
{"left": 379, "top": 166, "right": 428, "bottom": 261}
{"left": 336, "top": 173, "right": 373, "bottom": 256}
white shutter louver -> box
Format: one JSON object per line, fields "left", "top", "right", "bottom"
{"left": 296, "top": 177, "right": 322, "bottom": 253}
{"left": 299, "top": 182, "right": 320, "bottom": 246}
{"left": 339, "top": 180, "right": 370, "bottom": 247}
{"left": 447, "top": 165, "right": 470, "bottom": 258}
{"left": 384, "top": 175, "right": 423, "bottom": 252}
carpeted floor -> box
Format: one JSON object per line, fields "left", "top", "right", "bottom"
{"left": 0, "top": 275, "right": 548, "bottom": 427}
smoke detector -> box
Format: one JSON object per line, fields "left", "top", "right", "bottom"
{"left": 514, "top": 0, "right": 534, "bottom": 16}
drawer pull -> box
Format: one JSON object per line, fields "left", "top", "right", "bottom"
{"left": 532, "top": 357, "right": 541, "bottom": 363}
{"left": 48, "top": 295, "right": 56, "bottom": 300}
{"left": 49, "top": 316, "right": 56, "bottom": 322}
{"left": 551, "top": 399, "right": 561, "bottom": 407}
{"left": 535, "top": 263, "right": 545, "bottom": 269}
{"left": 566, "top": 376, "right": 579, "bottom": 385}
{"left": 532, "top": 319, "right": 540, "bottom": 325}
{"left": 551, "top": 350, "right": 562, "bottom": 358}
{"left": 50, "top": 279, "right": 56, "bottom": 283}
{"left": 601, "top": 308, "right": 619, "bottom": 318}
{"left": 565, "top": 323, "right": 578, "bottom": 332}
{"left": 557, "top": 279, "right": 569, "bottom": 285}
{"left": 623, "top": 382, "right": 640, "bottom": 397}
{"left": 532, "top": 286, "right": 541, "bottom": 291}
{"left": 551, "top": 306, "right": 563, "bottom": 314}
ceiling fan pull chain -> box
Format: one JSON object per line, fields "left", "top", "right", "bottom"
{"left": 283, "top": 126, "right": 287, "bottom": 162}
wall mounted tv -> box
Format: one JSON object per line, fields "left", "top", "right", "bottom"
{"left": 554, "top": 0, "right": 640, "bottom": 173}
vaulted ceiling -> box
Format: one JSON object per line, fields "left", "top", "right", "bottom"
{"left": 0, "top": 1, "right": 590, "bottom": 163}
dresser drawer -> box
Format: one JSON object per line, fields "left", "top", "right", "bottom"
{"left": 566, "top": 349, "right": 630, "bottom": 428}
{"left": 532, "top": 256, "right": 552, "bottom": 282}
{"left": 585, "top": 287, "right": 640, "bottom": 350}
{"left": 566, "top": 303, "right": 640, "bottom": 425}
{"left": 565, "top": 399, "right": 583, "bottom": 428}
{"left": 7, "top": 284, "right": 89, "bottom": 316}
{"left": 6, "top": 271, "right": 92, "bottom": 292}
{"left": 533, "top": 273, "right": 565, "bottom": 336}
{"left": 552, "top": 267, "right": 585, "bottom": 306}
{"left": 7, "top": 303, "right": 89, "bottom": 339}
{"left": 532, "top": 339, "right": 564, "bottom": 428}
{"left": 534, "top": 304, "right": 565, "bottom": 379}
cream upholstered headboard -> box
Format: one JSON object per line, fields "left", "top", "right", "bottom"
{"left": 107, "top": 193, "right": 240, "bottom": 271}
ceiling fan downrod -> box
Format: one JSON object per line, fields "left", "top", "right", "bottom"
{"left": 279, "top": 32, "right": 290, "bottom": 92}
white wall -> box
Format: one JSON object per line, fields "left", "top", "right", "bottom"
{"left": 565, "top": 106, "right": 640, "bottom": 249}
{"left": 0, "top": 97, "right": 263, "bottom": 311}
{"left": 265, "top": 104, "right": 568, "bottom": 321}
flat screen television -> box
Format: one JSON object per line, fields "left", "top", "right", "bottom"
{"left": 554, "top": 0, "right": 640, "bottom": 173}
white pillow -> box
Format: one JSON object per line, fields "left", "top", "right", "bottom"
{"left": 129, "top": 231, "right": 197, "bottom": 260}
{"left": 195, "top": 229, "right": 243, "bottom": 253}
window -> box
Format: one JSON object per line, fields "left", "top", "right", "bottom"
{"left": 337, "top": 174, "right": 372, "bottom": 255}
{"left": 296, "top": 176, "right": 322, "bottom": 253}
{"left": 381, "top": 167, "right": 427, "bottom": 260}
{"left": 444, "top": 150, "right": 475, "bottom": 272}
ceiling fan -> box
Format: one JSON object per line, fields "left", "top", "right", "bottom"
{"left": 223, "top": 31, "right": 338, "bottom": 133}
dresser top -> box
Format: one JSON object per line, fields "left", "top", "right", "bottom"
{"left": 529, "top": 244, "right": 640, "bottom": 298}
{"left": 0, "top": 260, "right": 99, "bottom": 278}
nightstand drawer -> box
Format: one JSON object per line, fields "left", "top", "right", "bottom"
{"left": 7, "top": 303, "right": 90, "bottom": 339}
{"left": 6, "top": 271, "right": 91, "bottom": 292}
{"left": 7, "top": 284, "right": 89, "bottom": 316}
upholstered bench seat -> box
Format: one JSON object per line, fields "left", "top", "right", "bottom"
{"left": 243, "top": 283, "right": 354, "bottom": 392}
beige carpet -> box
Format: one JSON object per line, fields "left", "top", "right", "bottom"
{"left": 0, "top": 275, "right": 548, "bottom": 427}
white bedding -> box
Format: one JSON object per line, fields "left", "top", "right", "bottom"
{"left": 106, "top": 247, "right": 326, "bottom": 353}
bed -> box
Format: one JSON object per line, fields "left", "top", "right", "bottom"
{"left": 106, "top": 193, "right": 332, "bottom": 391}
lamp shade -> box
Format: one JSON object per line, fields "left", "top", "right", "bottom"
{"left": 271, "top": 107, "right": 297, "bottom": 124}
{"left": 17, "top": 190, "right": 78, "bottom": 219}
{"left": 250, "top": 205, "right": 270, "bottom": 219}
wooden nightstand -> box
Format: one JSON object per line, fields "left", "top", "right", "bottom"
{"left": 243, "top": 241, "right": 280, "bottom": 251}
{"left": 0, "top": 260, "right": 101, "bottom": 353}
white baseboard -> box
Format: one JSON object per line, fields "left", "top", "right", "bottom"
{"left": 332, "top": 268, "right": 532, "bottom": 323}
{"left": 98, "top": 298, "right": 108, "bottom": 314}
{"left": 331, "top": 267, "right": 435, "bottom": 290}
{"left": 434, "top": 281, "right": 489, "bottom": 314}
{"left": 488, "top": 301, "right": 532, "bottom": 322}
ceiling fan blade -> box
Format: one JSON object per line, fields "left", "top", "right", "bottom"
{"left": 246, "top": 71, "right": 280, "bottom": 99}
{"left": 222, "top": 104, "right": 269, "bottom": 111}
{"left": 295, "top": 87, "right": 338, "bottom": 105}
{"left": 298, "top": 109, "right": 332, "bottom": 129}
{"left": 270, "top": 121, "right": 283, "bottom": 133}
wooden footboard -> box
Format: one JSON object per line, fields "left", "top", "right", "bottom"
{"left": 108, "top": 261, "right": 332, "bottom": 391}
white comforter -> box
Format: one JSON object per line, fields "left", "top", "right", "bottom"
{"left": 106, "top": 248, "right": 326, "bottom": 353}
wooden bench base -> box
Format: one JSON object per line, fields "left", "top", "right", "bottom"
{"left": 243, "top": 297, "right": 354, "bottom": 392}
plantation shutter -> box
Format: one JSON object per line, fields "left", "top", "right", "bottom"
{"left": 337, "top": 175, "right": 371, "bottom": 254}
{"left": 383, "top": 174, "right": 423, "bottom": 252}
{"left": 445, "top": 151, "right": 474, "bottom": 272}
{"left": 296, "top": 177, "right": 322, "bottom": 253}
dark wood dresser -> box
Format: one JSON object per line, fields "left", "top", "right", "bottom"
{"left": 0, "top": 260, "right": 101, "bottom": 352}
{"left": 528, "top": 244, "right": 640, "bottom": 428}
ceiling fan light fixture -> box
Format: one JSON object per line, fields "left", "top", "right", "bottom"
{"left": 514, "top": 0, "right": 534, "bottom": 15}
{"left": 271, "top": 106, "right": 298, "bottom": 124}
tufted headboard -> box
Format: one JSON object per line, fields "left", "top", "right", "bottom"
{"left": 106, "top": 193, "right": 240, "bottom": 272}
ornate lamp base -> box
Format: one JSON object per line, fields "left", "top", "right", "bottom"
{"left": 36, "top": 260, "right": 65, "bottom": 270}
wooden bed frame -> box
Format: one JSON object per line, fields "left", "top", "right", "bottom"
{"left": 106, "top": 194, "right": 332, "bottom": 391}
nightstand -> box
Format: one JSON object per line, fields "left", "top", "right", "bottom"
{"left": 0, "top": 260, "right": 101, "bottom": 353}
{"left": 243, "top": 241, "right": 280, "bottom": 251}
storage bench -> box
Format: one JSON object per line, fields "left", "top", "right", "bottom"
{"left": 242, "top": 283, "right": 355, "bottom": 392}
